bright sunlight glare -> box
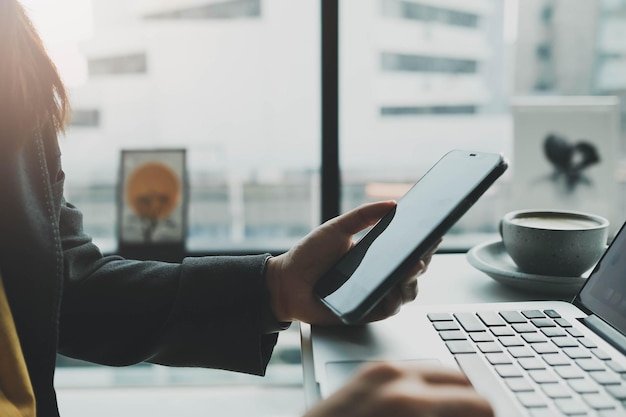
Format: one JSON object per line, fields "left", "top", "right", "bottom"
{"left": 19, "top": 0, "right": 94, "bottom": 87}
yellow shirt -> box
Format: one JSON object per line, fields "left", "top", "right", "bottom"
{"left": 0, "top": 273, "right": 36, "bottom": 417}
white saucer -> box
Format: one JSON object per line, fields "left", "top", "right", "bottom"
{"left": 466, "top": 240, "right": 589, "bottom": 296}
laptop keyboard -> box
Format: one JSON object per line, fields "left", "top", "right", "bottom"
{"left": 428, "top": 309, "right": 626, "bottom": 417}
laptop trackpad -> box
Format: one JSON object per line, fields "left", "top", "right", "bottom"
{"left": 324, "top": 359, "right": 441, "bottom": 397}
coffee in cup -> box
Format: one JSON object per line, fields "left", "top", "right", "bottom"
{"left": 500, "top": 209, "right": 609, "bottom": 277}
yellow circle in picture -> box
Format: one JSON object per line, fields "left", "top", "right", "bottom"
{"left": 125, "top": 162, "right": 181, "bottom": 220}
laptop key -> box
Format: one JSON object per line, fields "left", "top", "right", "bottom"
{"left": 576, "top": 358, "right": 607, "bottom": 372}
{"left": 522, "top": 333, "right": 548, "bottom": 344}
{"left": 606, "top": 384, "right": 626, "bottom": 400}
{"left": 495, "top": 364, "right": 523, "bottom": 378}
{"left": 512, "top": 323, "right": 537, "bottom": 333}
{"left": 568, "top": 378, "right": 601, "bottom": 394}
{"left": 445, "top": 340, "right": 475, "bottom": 354}
{"left": 454, "top": 312, "right": 486, "bottom": 332}
{"left": 531, "top": 318, "right": 557, "bottom": 328}
{"left": 433, "top": 321, "right": 460, "bottom": 331}
{"left": 529, "top": 370, "right": 559, "bottom": 384}
{"left": 491, "top": 326, "right": 516, "bottom": 337}
{"left": 544, "top": 309, "right": 562, "bottom": 318}
{"left": 509, "top": 346, "right": 536, "bottom": 358}
{"left": 516, "top": 392, "right": 548, "bottom": 408}
{"left": 578, "top": 337, "right": 598, "bottom": 349}
{"left": 592, "top": 349, "right": 613, "bottom": 361}
{"left": 606, "top": 360, "right": 626, "bottom": 373}
{"left": 500, "top": 311, "right": 528, "bottom": 324}
{"left": 567, "top": 328, "right": 585, "bottom": 338}
{"left": 469, "top": 332, "right": 494, "bottom": 343}
{"left": 554, "top": 398, "right": 590, "bottom": 415}
{"left": 552, "top": 337, "right": 580, "bottom": 348}
{"left": 563, "top": 347, "right": 593, "bottom": 359}
{"left": 477, "top": 342, "right": 502, "bottom": 354}
{"left": 506, "top": 377, "right": 535, "bottom": 392}
{"left": 582, "top": 393, "right": 617, "bottom": 410}
{"left": 554, "top": 365, "right": 586, "bottom": 380}
{"left": 518, "top": 357, "right": 546, "bottom": 370}
{"left": 542, "top": 382, "right": 574, "bottom": 399}
{"left": 589, "top": 371, "right": 622, "bottom": 385}
{"left": 498, "top": 335, "right": 525, "bottom": 347}
{"left": 477, "top": 311, "right": 507, "bottom": 327}
{"left": 532, "top": 343, "right": 559, "bottom": 355}
{"left": 555, "top": 318, "right": 573, "bottom": 328}
{"left": 438, "top": 330, "right": 467, "bottom": 341}
{"left": 523, "top": 310, "right": 547, "bottom": 319}
{"left": 544, "top": 353, "right": 572, "bottom": 367}
{"left": 427, "top": 313, "right": 453, "bottom": 322}
{"left": 486, "top": 353, "right": 513, "bottom": 365}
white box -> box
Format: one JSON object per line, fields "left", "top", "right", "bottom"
{"left": 511, "top": 96, "right": 621, "bottom": 236}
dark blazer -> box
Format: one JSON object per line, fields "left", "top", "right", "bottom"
{"left": 0, "top": 131, "right": 278, "bottom": 417}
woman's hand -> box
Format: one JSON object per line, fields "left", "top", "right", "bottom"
{"left": 265, "top": 201, "right": 439, "bottom": 325}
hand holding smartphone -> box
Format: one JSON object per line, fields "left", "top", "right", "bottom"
{"left": 314, "top": 150, "right": 508, "bottom": 324}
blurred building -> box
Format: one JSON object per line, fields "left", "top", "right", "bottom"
{"left": 515, "top": 0, "right": 599, "bottom": 94}
{"left": 340, "top": 0, "right": 510, "bottom": 177}
{"left": 515, "top": 0, "right": 626, "bottom": 127}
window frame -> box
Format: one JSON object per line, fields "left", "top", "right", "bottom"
{"left": 321, "top": 0, "right": 341, "bottom": 224}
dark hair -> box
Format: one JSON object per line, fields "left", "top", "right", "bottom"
{"left": 0, "top": 0, "right": 70, "bottom": 149}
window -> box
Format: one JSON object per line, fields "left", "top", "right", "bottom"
{"left": 88, "top": 53, "right": 148, "bottom": 76}
{"left": 382, "top": 0, "right": 480, "bottom": 28}
{"left": 146, "top": 0, "right": 261, "bottom": 19}
{"left": 381, "top": 53, "right": 479, "bottom": 74}
{"left": 50, "top": 0, "right": 320, "bottom": 253}
{"left": 70, "top": 109, "right": 101, "bottom": 127}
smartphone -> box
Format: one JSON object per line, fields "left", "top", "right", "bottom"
{"left": 314, "top": 150, "right": 508, "bottom": 324}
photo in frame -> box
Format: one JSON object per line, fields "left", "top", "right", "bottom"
{"left": 117, "top": 149, "right": 188, "bottom": 245}
{"left": 510, "top": 96, "right": 621, "bottom": 235}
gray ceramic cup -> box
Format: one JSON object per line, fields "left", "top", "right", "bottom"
{"left": 500, "top": 209, "right": 609, "bottom": 277}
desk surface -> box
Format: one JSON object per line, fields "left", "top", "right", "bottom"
{"left": 299, "top": 253, "right": 576, "bottom": 408}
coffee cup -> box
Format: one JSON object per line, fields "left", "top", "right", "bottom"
{"left": 499, "top": 209, "right": 609, "bottom": 277}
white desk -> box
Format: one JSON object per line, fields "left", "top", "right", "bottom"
{"left": 299, "top": 253, "right": 575, "bottom": 408}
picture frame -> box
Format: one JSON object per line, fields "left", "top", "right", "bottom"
{"left": 117, "top": 149, "right": 188, "bottom": 245}
{"left": 510, "top": 96, "right": 621, "bottom": 235}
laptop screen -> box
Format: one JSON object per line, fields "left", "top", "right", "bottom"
{"left": 576, "top": 221, "right": 626, "bottom": 336}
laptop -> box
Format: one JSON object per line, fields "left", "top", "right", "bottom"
{"left": 310, "top": 221, "right": 626, "bottom": 417}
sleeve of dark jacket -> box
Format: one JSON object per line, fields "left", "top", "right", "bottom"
{"left": 57, "top": 199, "right": 279, "bottom": 376}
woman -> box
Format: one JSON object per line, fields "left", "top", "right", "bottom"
{"left": 0, "top": 1, "right": 493, "bottom": 416}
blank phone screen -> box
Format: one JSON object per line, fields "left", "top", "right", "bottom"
{"left": 316, "top": 151, "right": 504, "bottom": 321}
